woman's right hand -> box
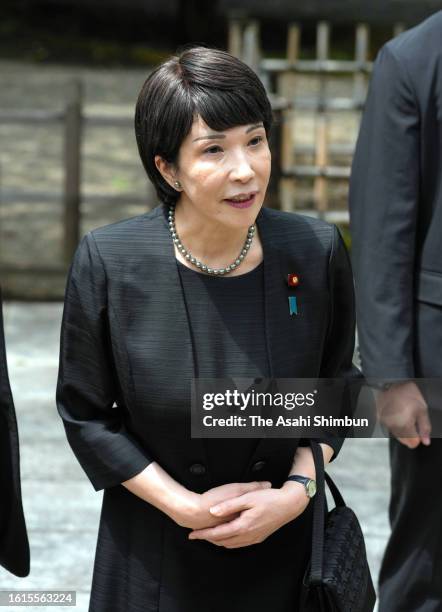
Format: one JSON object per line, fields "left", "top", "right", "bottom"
{"left": 173, "top": 481, "right": 272, "bottom": 530}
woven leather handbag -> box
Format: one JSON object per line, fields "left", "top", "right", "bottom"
{"left": 299, "top": 441, "right": 376, "bottom": 612}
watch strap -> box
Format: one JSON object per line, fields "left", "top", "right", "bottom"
{"left": 286, "top": 474, "right": 316, "bottom": 498}
{"left": 286, "top": 475, "right": 311, "bottom": 487}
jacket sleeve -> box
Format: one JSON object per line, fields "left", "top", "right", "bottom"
{"left": 316, "top": 225, "right": 361, "bottom": 461}
{"left": 56, "top": 233, "right": 153, "bottom": 491}
{"left": 349, "top": 43, "right": 420, "bottom": 379}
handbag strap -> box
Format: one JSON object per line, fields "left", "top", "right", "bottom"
{"left": 308, "top": 440, "right": 346, "bottom": 586}
{"left": 309, "top": 441, "right": 326, "bottom": 585}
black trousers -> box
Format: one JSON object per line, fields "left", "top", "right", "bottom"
{"left": 379, "top": 437, "right": 442, "bottom": 612}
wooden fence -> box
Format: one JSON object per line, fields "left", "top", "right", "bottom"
{"left": 229, "top": 17, "right": 406, "bottom": 222}
{"left": 0, "top": 83, "right": 152, "bottom": 279}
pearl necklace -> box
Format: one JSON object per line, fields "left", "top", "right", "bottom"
{"left": 168, "top": 204, "right": 255, "bottom": 276}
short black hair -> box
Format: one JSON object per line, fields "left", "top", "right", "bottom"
{"left": 134, "top": 45, "right": 273, "bottom": 207}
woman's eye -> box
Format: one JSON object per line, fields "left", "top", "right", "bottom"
{"left": 203, "top": 135, "right": 264, "bottom": 155}
{"left": 249, "top": 136, "right": 264, "bottom": 146}
{"left": 204, "top": 145, "right": 223, "bottom": 155}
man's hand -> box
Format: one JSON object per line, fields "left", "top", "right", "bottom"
{"left": 376, "top": 381, "right": 431, "bottom": 448}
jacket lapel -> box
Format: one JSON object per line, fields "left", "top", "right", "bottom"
{"left": 250, "top": 208, "right": 300, "bottom": 468}
{"left": 257, "top": 206, "right": 306, "bottom": 379}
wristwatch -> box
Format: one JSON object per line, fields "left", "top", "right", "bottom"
{"left": 286, "top": 475, "right": 317, "bottom": 498}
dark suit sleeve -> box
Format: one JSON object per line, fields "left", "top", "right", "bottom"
{"left": 0, "top": 290, "right": 30, "bottom": 577}
{"left": 315, "top": 225, "right": 361, "bottom": 460}
{"left": 56, "top": 233, "right": 153, "bottom": 491}
{"left": 349, "top": 43, "right": 419, "bottom": 379}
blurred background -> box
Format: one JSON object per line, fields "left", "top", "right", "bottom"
{"left": 1, "top": 0, "right": 442, "bottom": 299}
{"left": 1, "top": 1, "right": 441, "bottom": 609}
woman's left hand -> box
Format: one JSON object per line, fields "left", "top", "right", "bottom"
{"left": 187, "top": 483, "right": 309, "bottom": 549}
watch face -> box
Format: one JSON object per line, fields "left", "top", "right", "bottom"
{"left": 307, "top": 480, "right": 317, "bottom": 498}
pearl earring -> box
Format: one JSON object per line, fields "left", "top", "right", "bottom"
{"left": 174, "top": 181, "right": 182, "bottom": 190}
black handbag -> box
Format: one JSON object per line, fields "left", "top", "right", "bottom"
{"left": 299, "top": 441, "right": 376, "bottom": 612}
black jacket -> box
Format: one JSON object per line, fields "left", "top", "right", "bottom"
{"left": 56, "top": 204, "right": 357, "bottom": 611}
{"left": 350, "top": 10, "right": 442, "bottom": 379}
{"left": 0, "top": 288, "right": 30, "bottom": 577}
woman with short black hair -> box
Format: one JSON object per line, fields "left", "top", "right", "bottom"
{"left": 134, "top": 45, "right": 273, "bottom": 209}
{"left": 57, "top": 45, "right": 357, "bottom": 611}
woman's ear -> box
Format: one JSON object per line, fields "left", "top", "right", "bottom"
{"left": 154, "top": 155, "right": 179, "bottom": 190}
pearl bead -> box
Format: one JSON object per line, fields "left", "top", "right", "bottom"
{"left": 167, "top": 205, "right": 253, "bottom": 276}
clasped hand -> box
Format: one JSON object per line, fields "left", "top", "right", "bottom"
{"left": 177, "top": 481, "right": 309, "bottom": 549}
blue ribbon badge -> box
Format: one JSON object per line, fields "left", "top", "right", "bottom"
{"left": 288, "top": 295, "right": 298, "bottom": 316}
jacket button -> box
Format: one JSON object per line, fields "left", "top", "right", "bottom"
{"left": 189, "top": 463, "right": 206, "bottom": 476}
{"left": 251, "top": 460, "right": 266, "bottom": 473}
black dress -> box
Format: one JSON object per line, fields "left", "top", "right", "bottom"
{"left": 177, "top": 259, "right": 267, "bottom": 486}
